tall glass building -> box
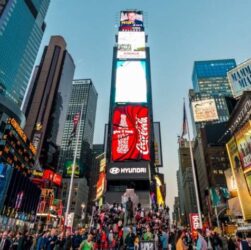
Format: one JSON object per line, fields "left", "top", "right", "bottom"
{"left": 0, "top": 0, "right": 50, "bottom": 107}
{"left": 58, "top": 79, "right": 98, "bottom": 177}
{"left": 192, "top": 59, "right": 236, "bottom": 95}
{"left": 189, "top": 59, "right": 237, "bottom": 134}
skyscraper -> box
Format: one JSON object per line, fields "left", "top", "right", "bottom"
{"left": 189, "top": 59, "right": 237, "bottom": 134}
{"left": 58, "top": 79, "right": 98, "bottom": 177}
{"left": 105, "top": 10, "right": 160, "bottom": 208}
{"left": 24, "top": 36, "right": 75, "bottom": 169}
{"left": 59, "top": 79, "right": 98, "bottom": 225}
{"left": 0, "top": 0, "right": 50, "bottom": 106}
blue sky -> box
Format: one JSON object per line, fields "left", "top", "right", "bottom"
{"left": 37, "top": 0, "right": 251, "bottom": 210}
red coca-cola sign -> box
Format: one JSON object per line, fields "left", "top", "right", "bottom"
{"left": 112, "top": 106, "right": 150, "bottom": 161}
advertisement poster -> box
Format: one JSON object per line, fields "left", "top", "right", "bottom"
{"left": 117, "top": 32, "right": 146, "bottom": 59}
{"left": 226, "top": 137, "right": 251, "bottom": 220}
{"left": 119, "top": 10, "right": 144, "bottom": 32}
{"left": 64, "top": 160, "right": 80, "bottom": 177}
{"left": 96, "top": 172, "right": 106, "bottom": 200}
{"left": 192, "top": 99, "right": 218, "bottom": 122}
{"left": 210, "top": 187, "right": 230, "bottom": 207}
{"left": 115, "top": 60, "right": 147, "bottom": 103}
{"left": 227, "top": 59, "right": 251, "bottom": 98}
{"left": 235, "top": 121, "right": 251, "bottom": 171}
{"left": 111, "top": 106, "right": 150, "bottom": 161}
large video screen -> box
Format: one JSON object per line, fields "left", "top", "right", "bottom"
{"left": 111, "top": 106, "right": 150, "bottom": 161}
{"left": 115, "top": 60, "right": 147, "bottom": 103}
{"left": 119, "top": 10, "right": 144, "bottom": 32}
{"left": 117, "top": 32, "right": 146, "bottom": 59}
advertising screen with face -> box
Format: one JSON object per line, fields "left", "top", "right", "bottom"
{"left": 117, "top": 32, "right": 146, "bottom": 59}
{"left": 111, "top": 106, "right": 150, "bottom": 161}
{"left": 119, "top": 11, "right": 144, "bottom": 32}
{"left": 115, "top": 60, "right": 147, "bottom": 103}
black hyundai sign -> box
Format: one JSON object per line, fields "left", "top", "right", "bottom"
{"left": 107, "top": 161, "right": 150, "bottom": 180}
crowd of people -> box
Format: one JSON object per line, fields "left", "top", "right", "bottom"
{"left": 0, "top": 201, "right": 251, "bottom": 249}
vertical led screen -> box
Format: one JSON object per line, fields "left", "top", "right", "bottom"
{"left": 115, "top": 60, "right": 147, "bottom": 103}
{"left": 119, "top": 10, "right": 144, "bottom": 32}
{"left": 226, "top": 137, "right": 251, "bottom": 220}
{"left": 117, "top": 32, "right": 146, "bottom": 59}
{"left": 111, "top": 106, "right": 150, "bottom": 161}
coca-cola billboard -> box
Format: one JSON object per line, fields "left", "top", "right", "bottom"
{"left": 111, "top": 106, "right": 150, "bottom": 161}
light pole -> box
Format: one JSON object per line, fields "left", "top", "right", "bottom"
{"left": 81, "top": 203, "right": 86, "bottom": 225}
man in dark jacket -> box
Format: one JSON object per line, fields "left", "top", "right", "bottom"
{"left": 236, "top": 232, "right": 250, "bottom": 250}
{"left": 125, "top": 227, "right": 135, "bottom": 250}
{"left": 0, "top": 231, "right": 11, "bottom": 250}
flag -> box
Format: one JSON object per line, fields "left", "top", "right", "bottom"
{"left": 68, "top": 112, "right": 80, "bottom": 146}
{"left": 181, "top": 101, "right": 188, "bottom": 138}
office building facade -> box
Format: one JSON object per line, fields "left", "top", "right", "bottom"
{"left": 58, "top": 79, "right": 98, "bottom": 177}
{"left": 24, "top": 36, "right": 75, "bottom": 170}
{"left": 0, "top": 0, "right": 50, "bottom": 106}
{"left": 189, "top": 59, "right": 237, "bottom": 134}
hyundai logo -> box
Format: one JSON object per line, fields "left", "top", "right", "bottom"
{"left": 109, "top": 167, "right": 120, "bottom": 175}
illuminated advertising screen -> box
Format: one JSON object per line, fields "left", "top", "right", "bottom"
{"left": 227, "top": 59, "right": 251, "bottom": 98}
{"left": 115, "top": 60, "right": 147, "bottom": 103}
{"left": 226, "top": 137, "right": 251, "bottom": 220}
{"left": 210, "top": 187, "right": 230, "bottom": 207}
{"left": 119, "top": 10, "right": 144, "bottom": 32}
{"left": 235, "top": 121, "right": 251, "bottom": 172}
{"left": 117, "top": 32, "right": 146, "bottom": 59}
{"left": 111, "top": 106, "right": 150, "bottom": 161}
{"left": 192, "top": 99, "right": 219, "bottom": 122}
{"left": 64, "top": 160, "right": 80, "bottom": 177}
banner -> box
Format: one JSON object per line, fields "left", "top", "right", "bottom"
{"left": 96, "top": 172, "right": 106, "bottom": 200}
{"left": 111, "top": 106, "right": 150, "bottom": 161}
{"left": 235, "top": 121, "right": 251, "bottom": 172}
{"left": 192, "top": 99, "right": 218, "bottom": 122}
{"left": 210, "top": 187, "right": 230, "bottom": 207}
{"left": 227, "top": 59, "right": 251, "bottom": 98}
{"left": 107, "top": 162, "right": 150, "bottom": 181}
{"left": 226, "top": 137, "right": 251, "bottom": 220}
{"left": 189, "top": 213, "right": 200, "bottom": 238}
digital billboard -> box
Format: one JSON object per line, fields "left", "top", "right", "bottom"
{"left": 209, "top": 187, "right": 230, "bottom": 207}
{"left": 111, "top": 106, "right": 150, "bottom": 161}
{"left": 115, "top": 60, "right": 147, "bottom": 103}
{"left": 64, "top": 160, "right": 80, "bottom": 177}
{"left": 107, "top": 162, "right": 150, "bottom": 180}
{"left": 235, "top": 121, "right": 251, "bottom": 172}
{"left": 117, "top": 32, "right": 146, "bottom": 59}
{"left": 192, "top": 99, "right": 218, "bottom": 122}
{"left": 153, "top": 122, "right": 163, "bottom": 167}
{"left": 119, "top": 10, "right": 144, "bottom": 32}
{"left": 226, "top": 137, "right": 251, "bottom": 220}
{"left": 227, "top": 59, "right": 251, "bottom": 98}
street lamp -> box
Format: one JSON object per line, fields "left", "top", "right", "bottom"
{"left": 81, "top": 203, "right": 86, "bottom": 221}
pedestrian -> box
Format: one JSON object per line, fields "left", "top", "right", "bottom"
{"left": 72, "top": 230, "right": 83, "bottom": 250}
{"left": 0, "top": 230, "right": 12, "bottom": 250}
{"left": 63, "top": 230, "right": 72, "bottom": 250}
{"left": 125, "top": 227, "right": 135, "bottom": 250}
{"left": 79, "top": 234, "right": 94, "bottom": 250}
{"left": 160, "top": 228, "right": 169, "bottom": 250}
{"left": 143, "top": 226, "right": 153, "bottom": 241}
{"left": 126, "top": 197, "right": 133, "bottom": 225}
{"left": 236, "top": 232, "right": 249, "bottom": 250}
{"left": 196, "top": 229, "right": 207, "bottom": 250}
{"left": 227, "top": 235, "right": 236, "bottom": 250}
{"left": 176, "top": 230, "right": 188, "bottom": 250}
